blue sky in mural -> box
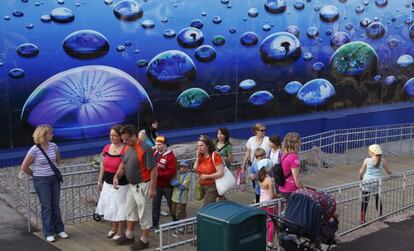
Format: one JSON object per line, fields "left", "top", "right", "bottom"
{"left": 0, "top": 0, "right": 413, "bottom": 145}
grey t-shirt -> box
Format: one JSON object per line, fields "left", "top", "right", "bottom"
{"left": 122, "top": 143, "right": 156, "bottom": 185}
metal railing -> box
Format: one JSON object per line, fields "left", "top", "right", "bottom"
{"left": 156, "top": 169, "right": 414, "bottom": 250}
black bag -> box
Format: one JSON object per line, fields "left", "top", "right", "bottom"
{"left": 273, "top": 153, "right": 291, "bottom": 186}
{"left": 36, "top": 144, "right": 63, "bottom": 183}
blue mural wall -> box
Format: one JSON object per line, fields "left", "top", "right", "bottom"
{"left": 1, "top": 0, "right": 414, "bottom": 149}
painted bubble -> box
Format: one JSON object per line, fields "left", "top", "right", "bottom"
{"left": 355, "top": 5, "right": 364, "bottom": 14}
{"left": 409, "top": 25, "right": 414, "bottom": 39}
{"left": 240, "top": 32, "right": 259, "bottom": 46}
{"left": 58, "top": 0, "right": 64, "bottom": 4}
{"left": 8, "top": 68, "right": 25, "bottom": 78}
{"left": 297, "top": 78, "right": 335, "bottom": 106}
{"left": 26, "top": 23, "right": 34, "bottom": 29}
{"left": 220, "top": 85, "right": 231, "bottom": 93}
{"left": 116, "top": 45, "right": 125, "bottom": 52}
{"left": 124, "top": 41, "right": 132, "bottom": 46}
{"left": 214, "top": 85, "right": 222, "bottom": 91}
{"left": 384, "top": 75, "right": 396, "bottom": 85}
{"left": 312, "top": 62, "right": 325, "bottom": 71}
{"left": 229, "top": 27, "right": 237, "bottom": 33}
{"left": 177, "top": 27, "right": 204, "bottom": 48}
{"left": 307, "top": 26, "right": 320, "bottom": 39}
{"left": 50, "top": 7, "right": 75, "bottom": 23}
{"left": 260, "top": 32, "right": 302, "bottom": 64}
{"left": 293, "top": 1, "right": 305, "bottom": 10}
{"left": 113, "top": 0, "right": 143, "bottom": 21}
{"left": 248, "top": 8, "right": 259, "bottom": 18}
{"left": 366, "top": 22, "right": 386, "bottom": 39}
{"left": 284, "top": 81, "right": 302, "bottom": 95}
{"left": 21, "top": 65, "right": 152, "bottom": 139}
{"left": 375, "top": 0, "right": 388, "bottom": 7}
{"left": 177, "top": 88, "right": 210, "bottom": 109}
{"left": 141, "top": 19, "right": 155, "bottom": 29}
{"left": 345, "top": 23, "right": 353, "bottom": 31}
{"left": 330, "top": 31, "right": 350, "bottom": 48}
{"left": 212, "top": 16, "right": 222, "bottom": 24}
{"left": 303, "top": 52, "right": 313, "bottom": 61}
{"left": 325, "top": 30, "right": 332, "bottom": 36}
{"left": 221, "top": 0, "right": 229, "bottom": 4}
{"left": 285, "top": 25, "right": 300, "bottom": 38}
{"left": 405, "top": 17, "right": 413, "bottom": 25}
{"left": 262, "top": 24, "right": 272, "bottom": 32}
{"left": 163, "top": 29, "right": 176, "bottom": 38}
{"left": 319, "top": 5, "right": 339, "bottom": 22}
{"left": 136, "top": 59, "right": 148, "bottom": 67}
{"left": 4, "top": 16, "right": 11, "bottom": 20}
{"left": 212, "top": 35, "right": 225, "bottom": 46}
{"left": 264, "top": 0, "right": 287, "bottom": 14}
{"left": 403, "top": 78, "right": 414, "bottom": 96}
{"left": 374, "top": 75, "right": 382, "bottom": 81}
{"left": 161, "top": 17, "right": 168, "bottom": 23}
{"left": 194, "top": 45, "right": 216, "bottom": 62}
{"left": 190, "top": 19, "right": 203, "bottom": 29}
{"left": 40, "top": 14, "right": 52, "bottom": 22}
{"left": 147, "top": 50, "right": 196, "bottom": 89}
{"left": 239, "top": 79, "right": 256, "bottom": 90}
{"left": 360, "top": 17, "right": 372, "bottom": 27}
{"left": 249, "top": 91, "right": 274, "bottom": 106}
{"left": 396, "top": 54, "right": 414, "bottom": 67}
{"left": 104, "top": 0, "right": 113, "bottom": 5}
{"left": 63, "top": 30, "right": 110, "bottom": 59}
{"left": 12, "top": 10, "right": 24, "bottom": 17}
{"left": 329, "top": 41, "right": 378, "bottom": 77}
{"left": 387, "top": 38, "right": 399, "bottom": 48}
{"left": 16, "top": 43, "right": 39, "bottom": 57}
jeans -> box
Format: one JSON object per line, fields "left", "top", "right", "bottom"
{"left": 33, "top": 175, "right": 64, "bottom": 237}
{"left": 152, "top": 186, "right": 173, "bottom": 227}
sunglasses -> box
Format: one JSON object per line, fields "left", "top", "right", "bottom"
{"left": 258, "top": 129, "right": 266, "bottom": 132}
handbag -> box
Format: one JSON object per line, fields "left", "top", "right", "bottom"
{"left": 213, "top": 152, "right": 236, "bottom": 196}
{"left": 36, "top": 144, "right": 63, "bottom": 183}
{"left": 236, "top": 165, "right": 246, "bottom": 192}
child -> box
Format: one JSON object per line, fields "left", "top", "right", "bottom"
{"left": 258, "top": 163, "right": 276, "bottom": 250}
{"left": 249, "top": 148, "right": 274, "bottom": 203}
{"left": 170, "top": 159, "right": 192, "bottom": 236}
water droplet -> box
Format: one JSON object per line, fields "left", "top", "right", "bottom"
{"left": 212, "top": 35, "right": 225, "bottom": 46}
{"left": 177, "top": 88, "right": 209, "bottom": 109}
{"left": 307, "top": 26, "right": 319, "bottom": 39}
{"left": 330, "top": 31, "right": 350, "bottom": 48}
{"left": 57, "top": 0, "right": 65, "bottom": 4}
{"left": 113, "top": 0, "right": 143, "bottom": 21}
{"left": 366, "top": 22, "right": 385, "bottom": 39}
{"left": 190, "top": 19, "right": 203, "bottom": 29}
{"left": 345, "top": 23, "right": 353, "bottom": 31}
{"left": 260, "top": 32, "right": 302, "bottom": 64}
{"left": 397, "top": 54, "right": 414, "bottom": 67}
{"left": 104, "top": 0, "right": 113, "bottom": 5}
{"left": 124, "top": 41, "right": 132, "bottom": 46}
{"left": 374, "top": 74, "right": 382, "bottom": 81}
{"left": 50, "top": 7, "right": 75, "bottom": 23}
{"left": 116, "top": 45, "right": 125, "bottom": 52}
{"left": 147, "top": 50, "right": 196, "bottom": 89}
{"left": 21, "top": 0, "right": 29, "bottom": 2}
{"left": 136, "top": 59, "right": 148, "bottom": 67}
{"left": 8, "top": 68, "right": 25, "bottom": 78}
{"left": 406, "top": 17, "right": 413, "bottom": 25}
{"left": 248, "top": 8, "right": 259, "bottom": 18}
{"left": 201, "top": 12, "right": 207, "bottom": 17}
{"left": 163, "top": 28, "right": 176, "bottom": 38}
{"left": 63, "top": 30, "right": 110, "bottom": 59}
{"left": 249, "top": 91, "right": 274, "bottom": 106}
{"left": 240, "top": 32, "right": 259, "bottom": 46}
{"left": 40, "top": 14, "right": 52, "bottom": 22}
{"left": 161, "top": 17, "right": 168, "bottom": 23}
{"left": 264, "top": 0, "right": 287, "bottom": 14}
{"left": 212, "top": 16, "right": 222, "bottom": 24}
{"left": 303, "top": 52, "right": 313, "bottom": 61}
{"left": 16, "top": 43, "right": 40, "bottom": 57}
{"left": 141, "top": 19, "right": 155, "bottom": 29}
{"left": 387, "top": 37, "right": 399, "bottom": 48}
{"left": 355, "top": 5, "right": 364, "bottom": 14}
{"left": 360, "top": 17, "right": 372, "bottom": 27}
{"left": 403, "top": 78, "right": 414, "bottom": 96}
{"left": 325, "top": 30, "right": 332, "bottom": 36}
{"left": 219, "top": 85, "right": 231, "bottom": 93}
{"left": 285, "top": 25, "right": 300, "bottom": 38}
{"left": 134, "top": 49, "right": 140, "bottom": 54}
{"left": 319, "top": 5, "right": 339, "bottom": 22}
{"left": 314, "top": 6, "right": 320, "bottom": 12}
{"left": 239, "top": 79, "right": 256, "bottom": 90}
{"left": 375, "top": 0, "right": 387, "bottom": 7}
{"left": 409, "top": 25, "right": 414, "bottom": 39}
{"left": 4, "top": 15, "right": 11, "bottom": 20}
{"left": 12, "top": 10, "right": 24, "bottom": 17}
{"left": 297, "top": 79, "right": 335, "bottom": 106}
{"left": 384, "top": 75, "right": 396, "bottom": 85}
{"left": 26, "top": 23, "right": 34, "bottom": 29}
{"left": 194, "top": 45, "right": 216, "bottom": 62}
{"left": 262, "top": 23, "right": 271, "bottom": 31}
{"left": 177, "top": 27, "right": 204, "bottom": 48}
{"left": 229, "top": 27, "right": 237, "bottom": 33}
{"left": 285, "top": 81, "right": 302, "bottom": 95}
{"left": 312, "top": 62, "right": 325, "bottom": 71}
{"left": 221, "top": 0, "right": 229, "bottom": 4}
{"left": 293, "top": 1, "right": 305, "bottom": 10}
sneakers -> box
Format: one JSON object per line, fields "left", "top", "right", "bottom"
{"left": 46, "top": 236, "right": 55, "bottom": 242}
{"left": 160, "top": 210, "right": 169, "bottom": 216}
{"left": 130, "top": 240, "right": 149, "bottom": 251}
{"left": 57, "top": 232, "right": 69, "bottom": 239}
{"left": 171, "top": 227, "right": 184, "bottom": 238}
{"left": 115, "top": 234, "right": 135, "bottom": 245}
{"left": 150, "top": 225, "right": 159, "bottom": 231}
{"left": 107, "top": 230, "right": 116, "bottom": 238}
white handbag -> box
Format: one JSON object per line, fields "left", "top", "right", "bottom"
{"left": 213, "top": 152, "right": 236, "bottom": 196}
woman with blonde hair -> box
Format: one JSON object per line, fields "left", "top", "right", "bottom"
{"left": 21, "top": 125, "right": 68, "bottom": 242}
{"left": 278, "top": 132, "right": 304, "bottom": 200}
{"left": 359, "top": 144, "right": 391, "bottom": 224}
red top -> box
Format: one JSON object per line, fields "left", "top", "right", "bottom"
{"left": 154, "top": 150, "right": 177, "bottom": 187}
{"left": 198, "top": 151, "right": 223, "bottom": 186}
{"left": 102, "top": 144, "right": 126, "bottom": 174}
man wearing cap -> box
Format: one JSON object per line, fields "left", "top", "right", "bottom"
{"left": 113, "top": 125, "right": 157, "bottom": 250}
{"left": 152, "top": 135, "right": 177, "bottom": 229}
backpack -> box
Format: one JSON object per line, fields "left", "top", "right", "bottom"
{"left": 273, "top": 153, "right": 291, "bottom": 186}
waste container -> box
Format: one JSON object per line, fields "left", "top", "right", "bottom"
{"left": 197, "top": 201, "right": 266, "bottom": 251}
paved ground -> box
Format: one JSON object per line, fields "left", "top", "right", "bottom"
{"left": 0, "top": 201, "right": 60, "bottom": 251}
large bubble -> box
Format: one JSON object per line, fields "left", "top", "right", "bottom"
{"left": 248, "top": 91, "right": 274, "bottom": 106}
{"left": 113, "top": 0, "right": 143, "bottom": 21}
{"left": 63, "top": 30, "right": 110, "bottom": 59}
{"left": 284, "top": 81, "right": 302, "bottom": 95}
{"left": 329, "top": 41, "right": 378, "bottom": 77}
{"left": 285, "top": 25, "right": 300, "bottom": 38}
{"left": 365, "top": 22, "right": 386, "bottom": 39}
{"left": 297, "top": 78, "right": 335, "bottom": 106}
{"left": 194, "top": 45, "right": 216, "bottom": 62}
{"left": 240, "top": 32, "right": 259, "bottom": 46}
{"left": 260, "top": 32, "right": 302, "bottom": 64}
{"left": 239, "top": 79, "right": 256, "bottom": 90}
{"left": 319, "top": 5, "right": 339, "bottom": 22}
{"left": 403, "top": 78, "right": 414, "bottom": 96}
{"left": 176, "top": 88, "right": 210, "bottom": 109}
{"left": 264, "top": 0, "right": 287, "bottom": 14}
{"left": 50, "top": 7, "right": 74, "bottom": 23}
{"left": 330, "top": 32, "right": 350, "bottom": 48}
{"left": 396, "top": 54, "right": 414, "bottom": 67}
{"left": 147, "top": 50, "right": 196, "bottom": 90}
{"left": 21, "top": 65, "right": 152, "bottom": 139}
{"left": 177, "top": 27, "right": 204, "bottom": 48}
{"left": 16, "top": 43, "right": 39, "bottom": 57}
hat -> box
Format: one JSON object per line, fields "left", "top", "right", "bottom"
{"left": 155, "top": 135, "right": 169, "bottom": 146}
{"left": 369, "top": 144, "right": 383, "bottom": 155}
{"left": 257, "top": 159, "right": 273, "bottom": 171}
{"left": 177, "top": 159, "right": 191, "bottom": 168}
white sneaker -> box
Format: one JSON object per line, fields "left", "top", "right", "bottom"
{"left": 46, "top": 236, "right": 55, "bottom": 242}
{"left": 57, "top": 232, "right": 69, "bottom": 239}
{"left": 160, "top": 210, "right": 169, "bottom": 216}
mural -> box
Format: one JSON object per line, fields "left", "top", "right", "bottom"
{"left": 0, "top": 0, "right": 413, "bottom": 148}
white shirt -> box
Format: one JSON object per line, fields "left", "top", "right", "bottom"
{"left": 246, "top": 136, "right": 271, "bottom": 162}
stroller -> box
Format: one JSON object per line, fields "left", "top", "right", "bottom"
{"left": 268, "top": 189, "right": 339, "bottom": 251}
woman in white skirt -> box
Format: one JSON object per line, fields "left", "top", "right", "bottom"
{"left": 96, "top": 125, "right": 129, "bottom": 240}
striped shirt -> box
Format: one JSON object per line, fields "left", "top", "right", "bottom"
{"left": 28, "top": 142, "right": 59, "bottom": 177}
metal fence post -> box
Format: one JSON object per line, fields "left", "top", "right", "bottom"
{"left": 27, "top": 176, "right": 31, "bottom": 233}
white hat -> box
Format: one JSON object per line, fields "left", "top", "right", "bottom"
{"left": 257, "top": 159, "right": 273, "bottom": 171}
{"left": 369, "top": 144, "right": 383, "bottom": 155}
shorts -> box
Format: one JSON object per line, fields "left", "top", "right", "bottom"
{"left": 125, "top": 182, "right": 153, "bottom": 230}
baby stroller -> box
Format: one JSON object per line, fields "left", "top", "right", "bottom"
{"left": 268, "top": 188, "right": 339, "bottom": 251}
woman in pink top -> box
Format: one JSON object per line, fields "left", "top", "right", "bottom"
{"left": 258, "top": 164, "right": 276, "bottom": 249}
{"left": 278, "top": 132, "right": 304, "bottom": 200}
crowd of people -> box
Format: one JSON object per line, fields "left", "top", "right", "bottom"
{"left": 20, "top": 120, "right": 393, "bottom": 250}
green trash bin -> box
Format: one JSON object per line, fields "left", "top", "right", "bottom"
{"left": 197, "top": 201, "right": 266, "bottom": 251}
